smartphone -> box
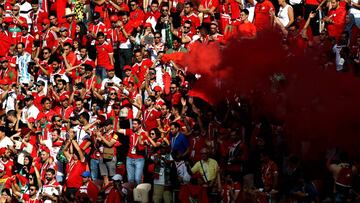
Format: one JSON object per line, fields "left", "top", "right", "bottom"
{"left": 108, "top": 82, "right": 113, "bottom": 86}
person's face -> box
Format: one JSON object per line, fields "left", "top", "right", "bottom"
{"left": 149, "top": 130, "right": 156, "bottom": 139}
{"left": 57, "top": 81, "right": 64, "bottom": 90}
{"left": 151, "top": 3, "right": 158, "bottom": 12}
{"left": 1, "top": 191, "right": 10, "bottom": 201}
{"left": 122, "top": 15, "right": 129, "bottom": 24}
{"left": 43, "top": 100, "right": 51, "bottom": 110}
{"left": 45, "top": 172, "right": 54, "bottom": 181}
{"left": 24, "top": 156, "right": 30, "bottom": 165}
{"left": 170, "top": 125, "right": 178, "bottom": 134}
{"left": 41, "top": 151, "right": 49, "bottom": 162}
{"left": 183, "top": 24, "right": 191, "bottom": 33}
{"left": 154, "top": 34, "right": 161, "bottom": 43}
{"left": 135, "top": 52, "right": 142, "bottom": 62}
{"left": 43, "top": 50, "right": 50, "bottom": 59}
{"left": 12, "top": 6, "right": 19, "bottom": 15}
{"left": 125, "top": 69, "right": 131, "bottom": 76}
{"left": 109, "top": 91, "right": 117, "bottom": 99}
{"left": 107, "top": 70, "right": 115, "bottom": 78}
{"left": 170, "top": 84, "right": 177, "bottom": 93}
{"left": 1, "top": 61, "right": 7, "bottom": 68}
{"left": 210, "top": 25, "right": 217, "bottom": 34}
{"left": 60, "top": 30, "right": 68, "bottom": 37}
{"left": 330, "top": 0, "right": 338, "bottom": 9}
{"left": 28, "top": 175, "right": 34, "bottom": 184}
{"left": 161, "top": 105, "right": 168, "bottom": 115}
{"left": 66, "top": 16, "right": 73, "bottom": 23}
{"left": 49, "top": 16, "right": 57, "bottom": 25}
{"left": 116, "top": 0, "right": 123, "bottom": 4}
{"left": 161, "top": 6, "right": 169, "bottom": 15}
{"left": 53, "top": 117, "right": 62, "bottom": 126}
{"left": 17, "top": 44, "right": 24, "bottom": 54}
{"left": 29, "top": 186, "right": 37, "bottom": 196}
{"left": 79, "top": 66, "right": 85, "bottom": 74}
{"left": 21, "top": 26, "right": 28, "bottom": 35}
{"left": 145, "top": 98, "right": 153, "bottom": 107}
{"left": 173, "top": 40, "right": 180, "bottom": 49}
{"left": 63, "top": 45, "right": 71, "bottom": 55}
{"left": 80, "top": 48, "right": 87, "bottom": 58}
{"left": 76, "top": 101, "right": 83, "bottom": 111}
{"left": 82, "top": 176, "right": 89, "bottom": 184}
{"left": 31, "top": 3, "right": 39, "bottom": 12}
{"left": 132, "top": 121, "right": 140, "bottom": 131}
{"left": 42, "top": 23, "right": 49, "bottom": 30}
{"left": 149, "top": 70, "right": 156, "bottom": 79}
{"left": 240, "top": 12, "right": 248, "bottom": 21}
{"left": 184, "top": 5, "right": 191, "bottom": 14}
{"left": 97, "top": 35, "right": 105, "bottom": 44}
{"left": 51, "top": 131, "right": 59, "bottom": 141}
{"left": 130, "top": 2, "right": 138, "bottom": 10}
{"left": 76, "top": 24, "right": 81, "bottom": 33}
{"left": 200, "top": 150, "right": 209, "bottom": 160}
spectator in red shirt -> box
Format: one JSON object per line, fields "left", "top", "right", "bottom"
{"left": 144, "top": 1, "right": 161, "bottom": 25}
{"left": 324, "top": 0, "right": 346, "bottom": 40}
{"left": 129, "top": 0, "right": 145, "bottom": 25}
{"left": 62, "top": 132, "right": 87, "bottom": 200}
{"left": 96, "top": 31, "right": 114, "bottom": 79}
{"left": 238, "top": 9, "right": 257, "bottom": 39}
{"left": 254, "top": 0, "right": 275, "bottom": 32}
{"left": 182, "top": 2, "right": 201, "bottom": 30}
{"left": 198, "top": 0, "right": 219, "bottom": 24}
{"left": 76, "top": 171, "right": 100, "bottom": 202}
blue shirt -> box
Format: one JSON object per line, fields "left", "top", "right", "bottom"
{"left": 170, "top": 132, "right": 189, "bottom": 155}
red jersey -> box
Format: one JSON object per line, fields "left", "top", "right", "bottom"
{"left": 254, "top": 0, "right": 275, "bottom": 32}
{"left": 96, "top": 41, "right": 114, "bottom": 70}
{"left": 130, "top": 8, "right": 145, "bottom": 24}
{"left": 182, "top": 13, "right": 201, "bottom": 31}
{"left": 132, "top": 59, "right": 153, "bottom": 84}
{"left": 17, "top": 34, "right": 35, "bottom": 54}
{"left": 142, "top": 107, "right": 161, "bottom": 131}
{"left": 145, "top": 10, "right": 161, "bottom": 22}
{"left": 119, "top": 21, "right": 135, "bottom": 43}
{"left": 238, "top": 22, "right": 257, "bottom": 38}
{"left": 125, "top": 129, "right": 149, "bottom": 159}
{"left": 76, "top": 181, "right": 99, "bottom": 202}
{"left": 42, "top": 29, "right": 57, "bottom": 49}
{"left": 200, "top": 0, "right": 219, "bottom": 23}
{"left": 88, "top": 22, "right": 107, "bottom": 36}
{"left": 66, "top": 158, "right": 87, "bottom": 188}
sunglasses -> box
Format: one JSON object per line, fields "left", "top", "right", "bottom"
{"left": 49, "top": 18, "right": 55, "bottom": 20}
{"left": 12, "top": 9, "right": 19, "bottom": 11}
{"left": 184, "top": 26, "right": 190, "bottom": 29}
{"left": 130, "top": 4, "right": 136, "bottom": 6}
{"left": 162, "top": 9, "right": 168, "bottom": 12}
{"left": 154, "top": 36, "right": 161, "bottom": 38}
{"left": 43, "top": 52, "right": 49, "bottom": 54}
{"left": 110, "top": 92, "right": 117, "bottom": 95}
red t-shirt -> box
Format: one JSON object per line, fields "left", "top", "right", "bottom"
{"left": 143, "top": 107, "right": 161, "bottom": 131}
{"left": 125, "top": 129, "right": 149, "bottom": 159}
{"left": 327, "top": 6, "right": 346, "bottom": 40}
{"left": 66, "top": 158, "right": 87, "bottom": 188}
{"left": 96, "top": 41, "right": 113, "bottom": 70}
{"left": 200, "top": 0, "right": 219, "bottom": 23}
{"left": 132, "top": 59, "right": 153, "bottom": 84}
{"left": 254, "top": 0, "right": 275, "bottom": 31}
{"left": 238, "top": 22, "right": 257, "bottom": 38}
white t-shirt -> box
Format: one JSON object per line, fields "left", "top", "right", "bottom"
{"left": 0, "top": 137, "right": 14, "bottom": 148}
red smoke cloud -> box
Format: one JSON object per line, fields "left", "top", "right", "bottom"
{"left": 185, "top": 33, "right": 360, "bottom": 159}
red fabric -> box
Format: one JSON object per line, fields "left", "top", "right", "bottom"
{"left": 125, "top": 129, "right": 149, "bottom": 159}
{"left": 0, "top": 31, "right": 13, "bottom": 57}
{"left": 130, "top": 8, "right": 145, "bottom": 25}
{"left": 105, "top": 188, "right": 122, "bottom": 203}
{"left": 182, "top": 13, "right": 201, "bottom": 29}
{"left": 143, "top": 108, "right": 161, "bottom": 131}
{"left": 96, "top": 41, "right": 114, "bottom": 70}
{"left": 200, "top": 0, "right": 219, "bottom": 23}
{"left": 161, "top": 52, "right": 186, "bottom": 65}
{"left": 132, "top": 59, "right": 153, "bottom": 84}
{"left": 145, "top": 10, "right": 161, "bottom": 22}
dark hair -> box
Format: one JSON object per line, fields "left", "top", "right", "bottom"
{"left": 41, "top": 97, "right": 51, "bottom": 105}
{"left": 184, "top": 1, "right": 193, "bottom": 7}
{"left": 17, "top": 42, "right": 25, "bottom": 48}
{"left": 97, "top": 31, "right": 105, "bottom": 38}
{"left": 133, "top": 118, "right": 142, "bottom": 125}
{"left": 120, "top": 11, "right": 130, "bottom": 17}
{"left": 241, "top": 9, "right": 249, "bottom": 16}
{"left": 46, "top": 168, "right": 56, "bottom": 175}
{"left": 170, "top": 122, "right": 180, "bottom": 129}
{"left": 80, "top": 112, "right": 90, "bottom": 122}
{"left": 1, "top": 188, "right": 11, "bottom": 196}
{"left": 0, "top": 126, "right": 7, "bottom": 133}
{"left": 147, "top": 95, "right": 156, "bottom": 102}
{"left": 6, "top": 110, "right": 16, "bottom": 117}
{"left": 63, "top": 42, "right": 72, "bottom": 48}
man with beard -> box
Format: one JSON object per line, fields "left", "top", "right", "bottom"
{"left": 16, "top": 42, "right": 32, "bottom": 85}
{"left": 118, "top": 11, "right": 136, "bottom": 73}
{"left": 41, "top": 18, "right": 57, "bottom": 50}
{"left": 0, "top": 147, "right": 14, "bottom": 178}
{"left": 0, "top": 57, "right": 17, "bottom": 83}
{"left": 100, "top": 68, "right": 121, "bottom": 93}
{"left": 209, "top": 21, "right": 224, "bottom": 43}
{"left": 132, "top": 49, "right": 153, "bottom": 85}
{"left": 30, "top": 0, "right": 48, "bottom": 38}
{"left": 142, "top": 96, "right": 161, "bottom": 132}
{"left": 170, "top": 20, "right": 194, "bottom": 48}
{"left": 21, "top": 95, "right": 39, "bottom": 125}
{"left": 16, "top": 24, "right": 35, "bottom": 54}
{"left": 54, "top": 94, "right": 73, "bottom": 120}
{"left": 181, "top": 2, "right": 200, "bottom": 30}
{"left": 76, "top": 171, "right": 99, "bottom": 202}
{"left": 40, "top": 168, "right": 62, "bottom": 202}
{"left": 3, "top": 4, "right": 26, "bottom": 41}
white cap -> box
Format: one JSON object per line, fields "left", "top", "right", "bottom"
{"left": 112, "top": 174, "right": 123, "bottom": 181}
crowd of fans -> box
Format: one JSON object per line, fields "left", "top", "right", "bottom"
{"left": 0, "top": 0, "right": 359, "bottom": 202}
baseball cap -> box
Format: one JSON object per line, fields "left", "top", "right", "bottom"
{"left": 59, "top": 26, "right": 68, "bottom": 32}
{"left": 81, "top": 171, "right": 91, "bottom": 178}
{"left": 35, "top": 80, "right": 45, "bottom": 86}
{"left": 0, "top": 79, "right": 10, "bottom": 85}
{"left": 123, "top": 65, "right": 131, "bottom": 71}
{"left": 112, "top": 174, "right": 122, "bottom": 181}
{"left": 28, "top": 117, "right": 36, "bottom": 123}
{"left": 42, "top": 19, "right": 50, "bottom": 25}
{"left": 153, "top": 86, "right": 162, "bottom": 92}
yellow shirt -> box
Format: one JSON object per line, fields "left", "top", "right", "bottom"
{"left": 191, "top": 158, "right": 219, "bottom": 182}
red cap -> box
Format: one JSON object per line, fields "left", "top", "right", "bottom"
{"left": 153, "top": 86, "right": 162, "bottom": 92}
{"left": 28, "top": 117, "right": 36, "bottom": 123}
{"left": 21, "top": 23, "right": 28, "bottom": 29}
{"left": 4, "top": 4, "right": 12, "bottom": 11}
{"left": 110, "top": 15, "right": 118, "bottom": 22}
{"left": 123, "top": 65, "right": 132, "bottom": 71}
{"left": 0, "top": 57, "right": 8, "bottom": 62}
{"left": 42, "top": 19, "right": 50, "bottom": 25}
{"left": 0, "top": 148, "right": 7, "bottom": 156}
{"left": 106, "top": 66, "right": 114, "bottom": 71}
{"left": 36, "top": 112, "right": 46, "bottom": 120}
{"left": 41, "top": 146, "right": 50, "bottom": 154}
{"left": 2, "top": 17, "right": 13, "bottom": 24}
{"left": 144, "top": 23, "right": 152, "bottom": 28}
